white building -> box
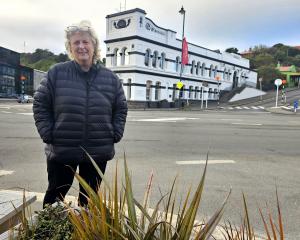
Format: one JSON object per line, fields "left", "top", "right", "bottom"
{"left": 105, "top": 8, "right": 257, "bottom": 104}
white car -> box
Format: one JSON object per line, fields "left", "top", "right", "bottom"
{"left": 18, "top": 95, "right": 33, "bottom": 103}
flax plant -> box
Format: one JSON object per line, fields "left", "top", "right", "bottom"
{"left": 68, "top": 151, "right": 231, "bottom": 239}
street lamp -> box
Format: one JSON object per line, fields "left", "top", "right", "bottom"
{"left": 178, "top": 6, "right": 185, "bottom": 108}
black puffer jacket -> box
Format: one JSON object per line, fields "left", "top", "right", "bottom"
{"left": 33, "top": 61, "right": 127, "bottom": 164}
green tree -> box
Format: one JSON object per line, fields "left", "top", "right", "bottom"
{"left": 257, "top": 65, "right": 284, "bottom": 90}
{"left": 251, "top": 53, "right": 275, "bottom": 69}
{"left": 225, "top": 47, "right": 239, "bottom": 54}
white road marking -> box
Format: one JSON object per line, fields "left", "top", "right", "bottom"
{"left": 282, "top": 106, "right": 292, "bottom": 110}
{"left": 228, "top": 107, "right": 234, "bottom": 110}
{"left": 17, "top": 113, "right": 33, "bottom": 115}
{"left": 1, "top": 111, "right": 12, "bottom": 114}
{"left": 220, "top": 118, "right": 243, "bottom": 121}
{"left": 251, "top": 106, "right": 258, "bottom": 109}
{"left": 176, "top": 160, "right": 236, "bottom": 165}
{"left": 257, "top": 106, "right": 265, "bottom": 109}
{"left": 235, "top": 106, "right": 242, "bottom": 109}
{"left": 0, "top": 189, "right": 77, "bottom": 203}
{"left": 0, "top": 170, "right": 15, "bottom": 176}
{"left": 0, "top": 106, "right": 10, "bottom": 109}
{"left": 133, "top": 117, "right": 199, "bottom": 122}
{"left": 243, "top": 106, "right": 250, "bottom": 109}
{"left": 231, "top": 123, "right": 262, "bottom": 126}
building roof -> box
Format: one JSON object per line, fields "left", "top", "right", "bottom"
{"left": 293, "top": 45, "right": 300, "bottom": 50}
{"left": 279, "top": 66, "right": 292, "bottom": 72}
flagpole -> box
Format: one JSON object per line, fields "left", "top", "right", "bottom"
{"left": 179, "top": 6, "right": 185, "bottom": 109}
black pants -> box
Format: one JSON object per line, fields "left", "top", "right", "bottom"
{"left": 43, "top": 159, "right": 107, "bottom": 208}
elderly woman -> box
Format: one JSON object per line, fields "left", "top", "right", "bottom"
{"left": 33, "top": 20, "right": 127, "bottom": 207}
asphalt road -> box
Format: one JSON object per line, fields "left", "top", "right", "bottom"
{"left": 0, "top": 103, "right": 299, "bottom": 239}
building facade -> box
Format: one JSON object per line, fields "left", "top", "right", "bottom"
{"left": 105, "top": 8, "right": 257, "bottom": 103}
{"left": 0, "top": 46, "right": 34, "bottom": 97}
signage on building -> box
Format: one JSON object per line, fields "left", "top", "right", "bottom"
{"left": 145, "top": 22, "right": 166, "bottom": 36}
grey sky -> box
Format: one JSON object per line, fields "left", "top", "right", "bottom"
{"left": 1, "top": 0, "right": 299, "bottom": 55}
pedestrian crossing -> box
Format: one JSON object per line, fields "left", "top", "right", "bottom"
{"left": 225, "top": 106, "right": 265, "bottom": 110}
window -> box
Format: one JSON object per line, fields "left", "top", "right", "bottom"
{"left": 160, "top": 53, "right": 166, "bottom": 69}
{"left": 201, "top": 63, "right": 206, "bottom": 76}
{"left": 172, "top": 83, "right": 177, "bottom": 100}
{"left": 227, "top": 70, "right": 231, "bottom": 80}
{"left": 121, "top": 47, "right": 129, "bottom": 65}
{"left": 179, "top": 85, "right": 185, "bottom": 99}
{"left": 208, "top": 88, "right": 213, "bottom": 98}
{"left": 146, "top": 80, "right": 152, "bottom": 100}
{"left": 189, "top": 86, "right": 193, "bottom": 99}
{"left": 155, "top": 81, "right": 161, "bottom": 100}
{"left": 223, "top": 68, "right": 227, "bottom": 79}
{"left": 209, "top": 64, "right": 213, "bottom": 78}
{"left": 112, "top": 48, "right": 119, "bottom": 66}
{"left": 145, "top": 49, "right": 151, "bottom": 66}
{"left": 196, "top": 62, "right": 200, "bottom": 75}
{"left": 152, "top": 51, "right": 158, "bottom": 68}
{"left": 190, "top": 60, "right": 195, "bottom": 75}
{"left": 127, "top": 79, "right": 131, "bottom": 100}
{"left": 176, "top": 56, "right": 180, "bottom": 72}
{"left": 214, "top": 66, "right": 218, "bottom": 78}
{"left": 195, "top": 86, "right": 199, "bottom": 99}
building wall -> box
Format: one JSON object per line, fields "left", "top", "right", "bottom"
{"left": 105, "top": 8, "right": 257, "bottom": 102}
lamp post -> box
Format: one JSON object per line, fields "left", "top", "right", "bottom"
{"left": 178, "top": 6, "right": 185, "bottom": 108}
{"left": 216, "top": 75, "right": 220, "bottom": 107}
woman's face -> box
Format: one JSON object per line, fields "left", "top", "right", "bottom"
{"left": 69, "top": 31, "right": 95, "bottom": 68}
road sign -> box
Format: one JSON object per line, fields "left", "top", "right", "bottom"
{"left": 274, "top": 79, "right": 282, "bottom": 86}
{"left": 176, "top": 81, "right": 184, "bottom": 89}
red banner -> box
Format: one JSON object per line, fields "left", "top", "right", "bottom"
{"left": 181, "top": 37, "right": 189, "bottom": 65}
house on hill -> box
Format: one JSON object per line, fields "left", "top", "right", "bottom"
{"left": 277, "top": 63, "right": 300, "bottom": 87}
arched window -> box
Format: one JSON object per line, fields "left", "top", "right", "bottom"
{"left": 190, "top": 60, "right": 195, "bottom": 75}
{"left": 214, "top": 66, "right": 218, "bottom": 78}
{"left": 112, "top": 48, "right": 119, "bottom": 66}
{"left": 196, "top": 62, "right": 200, "bottom": 75}
{"left": 159, "top": 53, "right": 166, "bottom": 69}
{"left": 227, "top": 70, "right": 231, "bottom": 80}
{"left": 201, "top": 63, "right": 206, "bottom": 76}
{"left": 189, "top": 86, "right": 193, "bottom": 99}
{"left": 121, "top": 47, "right": 129, "bottom": 65}
{"left": 145, "top": 49, "right": 151, "bottom": 66}
{"left": 209, "top": 64, "right": 213, "bottom": 78}
{"left": 176, "top": 56, "right": 180, "bottom": 72}
{"left": 208, "top": 88, "right": 213, "bottom": 98}
{"left": 223, "top": 68, "right": 227, "bottom": 80}
{"left": 127, "top": 79, "right": 131, "bottom": 100}
{"left": 172, "top": 83, "right": 177, "bottom": 100}
{"left": 214, "top": 89, "right": 218, "bottom": 99}
{"left": 195, "top": 86, "right": 199, "bottom": 99}
{"left": 152, "top": 51, "right": 158, "bottom": 68}
{"left": 146, "top": 80, "right": 152, "bottom": 100}
{"left": 155, "top": 81, "right": 161, "bottom": 100}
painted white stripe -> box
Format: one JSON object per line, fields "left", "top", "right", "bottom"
{"left": 251, "top": 106, "right": 258, "bottom": 109}
{"left": 243, "top": 106, "right": 250, "bottom": 109}
{"left": 228, "top": 107, "right": 234, "bottom": 110}
{"left": 17, "top": 113, "right": 33, "bottom": 115}
{"left": 0, "top": 170, "right": 14, "bottom": 176}
{"left": 235, "top": 106, "right": 242, "bottom": 109}
{"left": 220, "top": 118, "right": 243, "bottom": 121}
{"left": 0, "top": 106, "right": 10, "bottom": 109}
{"left": 232, "top": 123, "right": 262, "bottom": 126}
{"left": 134, "top": 117, "right": 199, "bottom": 122}
{"left": 176, "top": 160, "right": 235, "bottom": 165}
{"left": 0, "top": 189, "right": 77, "bottom": 203}
{"left": 1, "top": 111, "right": 12, "bottom": 114}
{"left": 282, "top": 106, "right": 292, "bottom": 110}
{"left": 257, "top": 106, "right": 265, "bottom": 109}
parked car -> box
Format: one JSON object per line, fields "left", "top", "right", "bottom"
{"left": 17, "top": 94, "right": 34, "bottom": 103}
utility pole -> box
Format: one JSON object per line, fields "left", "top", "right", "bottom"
{"left": 178, "top": 6, "right": 186, "bottom": 109}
